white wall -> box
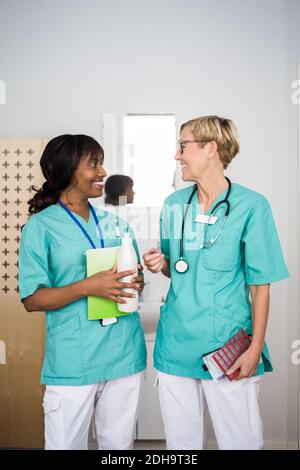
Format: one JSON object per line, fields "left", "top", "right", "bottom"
{"left": 285, "top": 0, "right": 300, "bottom": 449}
{"left": 0, "top": 0, "right": 298, "bottom": 447}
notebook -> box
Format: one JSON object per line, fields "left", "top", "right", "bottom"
{"left": 203, "top": 329, "right": 253, "bottom": 383}
{"left": 86, "top": 246, "right": 129, "bottom": 321}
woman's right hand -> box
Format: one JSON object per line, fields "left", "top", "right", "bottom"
{"left": 143, "top": 248, "right": 167, "bottom": 273}
{"left": 84, "top": 267, "right": 139, "bottom": 304}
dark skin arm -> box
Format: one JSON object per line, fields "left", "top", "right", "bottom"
{"left": 23, "top": 264, "right": 144, "bottom": 312}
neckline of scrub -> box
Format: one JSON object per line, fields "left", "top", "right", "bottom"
{"left": 55, "top": 202, "right": 92, "bottom": 225}
{"left": 192, "top": 182, "right": 234, "bottom": 215}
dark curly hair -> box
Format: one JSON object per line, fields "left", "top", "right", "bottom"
{"left": 28, "top": 134, "right": 104, "bottom": 214}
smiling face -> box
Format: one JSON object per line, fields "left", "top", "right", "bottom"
{"left": 175, "top": 126, "right": 219, "bottom": 182}
{"left": 70, "top": 152, "right": 107, "bottom": 199}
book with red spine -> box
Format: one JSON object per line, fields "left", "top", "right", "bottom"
{"left": 212, "top": 329, "right": 252, "bottom": 381}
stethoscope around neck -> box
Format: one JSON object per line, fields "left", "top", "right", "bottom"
{"left": 174, "top": 177, "right": 232, "bottom": 274}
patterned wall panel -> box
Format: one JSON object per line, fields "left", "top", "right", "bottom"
{"left": 0, "top": 138, "right": 48, "bottom": 448}
{"left": 0, "top": 141, "right": 46, "bottom": 294}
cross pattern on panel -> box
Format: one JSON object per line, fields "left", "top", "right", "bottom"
{"left": 0, "top": 142, "right": 44, "bottom": 295}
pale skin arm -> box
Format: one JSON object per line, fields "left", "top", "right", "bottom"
{"left": 226, "top": 284, "right": 270, "bottom": 380}
{"left": 23, "top": 265, "right": 145, "bottom": 312}
{"left": 143, "top": 248, "right": 171, "bottom": 278}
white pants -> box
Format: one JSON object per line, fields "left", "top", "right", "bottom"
{"left": 158, "top": 372, "right": 264, "bottom": 450}
{"left": 43, "top": 372, "right": 144, "bottom": 450}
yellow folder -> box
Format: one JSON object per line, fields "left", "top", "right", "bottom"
{"left": 86, "top": 246, "right": 129, "bottom": 320}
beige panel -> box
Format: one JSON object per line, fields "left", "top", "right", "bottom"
{"left": 0, "top": 139, "right": 48, "bottom": 448}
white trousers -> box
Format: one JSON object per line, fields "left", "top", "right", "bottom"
{"left": 43, "top": 372, "right": 144, "bottom": 450}
{"left": 158, "top": 372, "right": 264, "bottom": 450}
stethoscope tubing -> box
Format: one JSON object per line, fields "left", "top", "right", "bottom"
{"left": 179, "top": 177, "right": 231, "bottom": 259}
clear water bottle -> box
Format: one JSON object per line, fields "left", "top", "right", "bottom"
{"left": 117, "top": 232, "right": 138, "bottom": 313}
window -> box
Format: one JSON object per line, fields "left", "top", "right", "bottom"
{"left": 123, "top": 114, "right": 176, "bottom": 207}
{"left": 102, "top": 113, "right": 176, "bottom": 207}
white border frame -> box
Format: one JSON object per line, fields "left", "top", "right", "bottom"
{"left": 298, "top": 63, "right": 300, "bottom": 450}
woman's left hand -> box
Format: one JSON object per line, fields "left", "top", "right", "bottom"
{"left": 133, "top": 264, "right": 145, "bottom": 293}
{"left": 226, "top": 347, "right": 262, "bottom": 380}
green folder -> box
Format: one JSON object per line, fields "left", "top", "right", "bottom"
{"left": 86, "top": 246, "right": 129, "bottom": 320}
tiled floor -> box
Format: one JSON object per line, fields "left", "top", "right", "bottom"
{"left": 88, "top": 440, "right": 166, "bottom": 450}
{"left": 133, "top": 440, "right": 166, "bottom": 450}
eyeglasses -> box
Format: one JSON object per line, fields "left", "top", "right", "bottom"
{"left": 177, "top": 140, "right": 210, "bottom": 154}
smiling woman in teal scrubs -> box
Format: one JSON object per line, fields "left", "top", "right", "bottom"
{"left": 144, "top": 116, "right": 289, "bottom": 450}
{"left": 19, "top": 135, "right": 146, "bottom": 450}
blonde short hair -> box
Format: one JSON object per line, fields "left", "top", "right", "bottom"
{"left": 180, "top": 116, "right": 240, "bottom": 169}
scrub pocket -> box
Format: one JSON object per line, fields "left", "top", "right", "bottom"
{"left": 82, "top": 313, "right": 146, "bottom": 373}
{"left": 43, "top": 389, "right": 61, "bottom": 415}
{"left": 215, "top": 375, "right": 261, "bottom": 393}
{"left": 212, "top": 303, "right": 252, "bottom": 347}
{"left": 43, "top": 389, "right": 64, "bottom": 450}
{"left": 44, "top": 317, "right": 83, "bottom": 380}
{"left": 203, "top": 228, "right": 240, "bottom": 272}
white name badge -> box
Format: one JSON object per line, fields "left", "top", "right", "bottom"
{"left": 101, "top": 317, "right": 118, "bottom": 326}
{"left": 195, "top": 214, "right": 218, "bottom": 225}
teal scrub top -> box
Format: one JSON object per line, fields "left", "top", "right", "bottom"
{"left": 19, "top": 204, "right": 147, "bottom": 386}
{"left": 154, "top": 183, "right": 289, "bottom": 380}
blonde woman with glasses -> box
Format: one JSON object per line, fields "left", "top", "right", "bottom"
{"left": 143, "top": 116, "right": 288, "bottom": 450}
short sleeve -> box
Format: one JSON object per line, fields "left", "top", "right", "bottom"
{"left": 242, "top": 198, "right": 289, "bottom": 285}
{"left": 19, "top": 217, "right": 52, "bottom": 300}
{"left": 160, "top": 202, "right": 170, "bottom": 259}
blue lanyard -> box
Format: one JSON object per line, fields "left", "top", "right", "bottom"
{"left": 58, "top": 200, "right": 104, "bottom": 249}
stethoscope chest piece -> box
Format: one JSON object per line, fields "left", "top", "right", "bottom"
{"left": 173, "top": 177, "right": 232, "bottom": 275}
{"left": 175, "top": 258, "right": 189, "bottom": 274}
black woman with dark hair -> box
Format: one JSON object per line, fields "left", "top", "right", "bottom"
{"left": 19, "top": 134, "right": 146, "bottom": 450}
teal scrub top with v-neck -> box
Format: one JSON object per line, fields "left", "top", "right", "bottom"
{"left": 19, "top": 204, "right": 147, "bottom": 386}
{"left": 154, "top": 183, "right": 289, "bottom": 379}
